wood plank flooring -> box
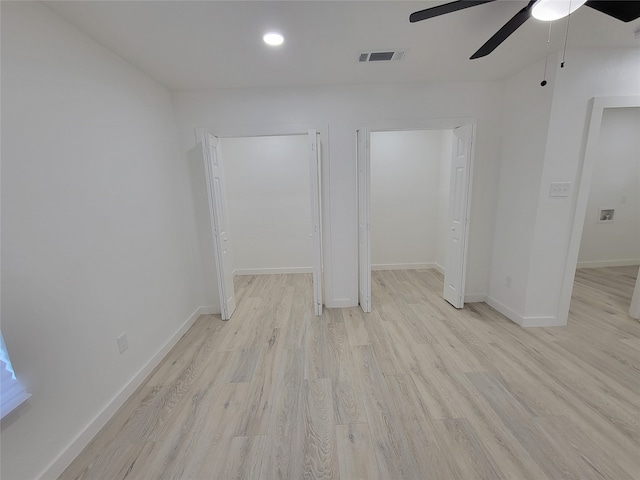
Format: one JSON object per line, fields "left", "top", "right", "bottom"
{"left": 59, "top": 266, "right": 640, "bottom": 479}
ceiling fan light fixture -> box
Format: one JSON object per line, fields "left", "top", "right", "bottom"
{"left": 532, "top": 0, "right": 587, "bottom": 21}
{"left": 263, "top": 32, "right": 284, "bottom": 46}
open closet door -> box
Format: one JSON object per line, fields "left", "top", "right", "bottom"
{"left": 202, "top": 133, "right": 236, "bottom": 320}
{"left": 357, "top": 128, "right": 371, "bottom": 313}
{"left": 631, "top": 269, "right": 640, "bottom": 320}
{"left": 308, "top": 129, "right": 323, "bottom": 316}
{"left": 443, "top": 124, "right": 474, "bottom": 308}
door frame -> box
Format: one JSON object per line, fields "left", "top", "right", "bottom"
{"left": 195, "top": 125, "right": 327, "bottom": 315}
{"left": 356, "top": 118, "right": 477, "bottom": 312}
{"left": 357, "top": 128, "right": 371, "bottom": 313}
{"left": 558, "top": 95, "right": 640, "bottom": 324}
{"left": 308, "top": 129, "right": 323, "bottom": 315}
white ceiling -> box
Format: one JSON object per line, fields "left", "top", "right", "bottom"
{"left": 46, "top": 0, "right": 640, "bottom": 91}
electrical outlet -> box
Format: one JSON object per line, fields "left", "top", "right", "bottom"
{"left": 116, "top": 333, "right": 128, "bottom": 354}
{"left": 597, "top": 208, "right": 615, "bottom": 223}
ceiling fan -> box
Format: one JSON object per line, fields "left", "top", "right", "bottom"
{"left": 410, "top": 0, "right": 640, "bottom": 59}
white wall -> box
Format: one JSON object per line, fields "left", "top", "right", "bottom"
{"left": 1, "top": 3, "right": 202, "bottom": 479}
{"left": 2, "top": 4, "right": 635, "bottom": 478}
{"left": 370, "top": 130, "right": 451, "bottom": 270}
{"left": 487, "top": 54, "right": 557, "bottom": 322}
{"left": 577, "top": 107, "right": 640, "bottom": 267}
{"left": 221, "top": 135, "right": 313, "bottom": 274}
{"left": 525, "top": 48, "right": 640, "bottom": 323}
{"left": 173, "top": 82, "right": 504, "bottom": 306}
{"left": 488, "top": 48, "right": 640, "bottom": 326}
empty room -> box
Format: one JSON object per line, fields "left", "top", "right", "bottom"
{"left": 2, "top": 1, "right": 639, "bottom": 479}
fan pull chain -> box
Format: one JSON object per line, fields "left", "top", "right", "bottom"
{"left": 541, "top": 21, "right": 552, "bottom": 86}
{"left": 561, "top": 0, "right": 573, "bottom": 68}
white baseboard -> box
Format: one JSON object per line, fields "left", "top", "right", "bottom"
{"left": 198, "top": 305, "right": 220, "bottom": 315}
{"left": 464, "top": 294, "right": 486, "bottom": 303}
{"left": 40, "top": 306, "right": 209, "bottom": 480}
{"left": 325, "top": 298, "right": 355, "bottom": 308}
{"left": 521, "top": 315, "right": 565, "bottom": 327}
{"left": 485, "top": 296, "right": 564, "bottom": 327}
{"left": 234, "top": 267, "right": 312, "bottom": 276}
{"left": 372, "top": 263, "right": 436, "bottom": 271}
{"left": 485, "top": 296, "right": 525, "bottom": 326}
{"left": 576, "top": 259, "right": 640, "bottom": 269}
{"left": 433, "top": 263, "right": 445, "bottom": 275}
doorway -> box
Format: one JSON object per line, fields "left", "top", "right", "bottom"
{"left": 199, "top": 129, "right": 323, "bottom": 319}
{"left": 559, "top": 97, "right": 640, "bottom": 323}
{"left": 358, "top": 123, "right": 475, "bottom": 313}
{"left": 222, "top": 135, "right": 313, "bottom": 276}
{"left": 370, "top": 130, "right": 452, "bottom": 271}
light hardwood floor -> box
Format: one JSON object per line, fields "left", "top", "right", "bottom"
{"left": 59, "top": 267, "right": 640, "bottom": 479}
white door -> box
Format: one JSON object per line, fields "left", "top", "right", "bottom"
{"left": 202, "top": 133, "right": 236, "bottom": 320}
{"left": 443, "top": 124, "right": 474, "bottom": 308}
{"left": 308, "top": 130, "right": 323, "bottom": 316}
{"left": 357, "top": 128, "right": 372, "bottom": 313}
{"left": 631, "top": 268, "right": 640, "bottom": 320}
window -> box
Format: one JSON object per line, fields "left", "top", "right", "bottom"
{"left": 1, "top": 331, "right": 30, "bottom": 419}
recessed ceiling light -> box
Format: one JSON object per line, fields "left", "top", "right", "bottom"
{"left": 263, "top": 32, "right": 284, "bottom": 46}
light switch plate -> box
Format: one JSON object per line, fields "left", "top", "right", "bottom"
{"left": 549, "top": 182, "right": 571, "bottom": 197}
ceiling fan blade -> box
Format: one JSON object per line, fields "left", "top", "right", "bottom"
{"left": 410, "top": 0, "right": 497, "bottom": 23}
{"left": 585, "top": 1, "right": 640, "bottom": 22}
{"left": 470, "top": 1, "right": 535, "bottom": 59}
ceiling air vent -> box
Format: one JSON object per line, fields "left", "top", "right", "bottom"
{"left": 358, "top": 50, "right": 406, "bottom": 63}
